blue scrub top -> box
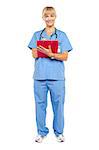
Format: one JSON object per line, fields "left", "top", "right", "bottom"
{"left": 28, "top": 29, "right": 73, "bottom": 80}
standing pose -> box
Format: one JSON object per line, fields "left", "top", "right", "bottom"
{"left": 28, "top": 6, "right": 73, "bottom": 143}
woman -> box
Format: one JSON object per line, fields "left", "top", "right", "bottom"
{"left": 28, "top": 6, "right": 73, "bottom": 143}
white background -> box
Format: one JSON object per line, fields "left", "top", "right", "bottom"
{"left": 0, "top": 0, "right": 99, "bottom": 149}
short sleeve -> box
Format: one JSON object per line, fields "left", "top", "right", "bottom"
{"left": 28, "top": 32, "right": 37, "bottom": 50}
{"left": 60, "top": 32, "right": 73, "bottom": 53}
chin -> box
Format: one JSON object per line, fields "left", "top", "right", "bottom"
{"left": 46, "top": 23, "right": 54, "bottom": 27}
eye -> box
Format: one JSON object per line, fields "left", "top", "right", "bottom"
{"left": 51, "top": 13, "right": 55, "bottom": 17}
{"left": 44, "top": 14, "right": 49, "bottom": 18}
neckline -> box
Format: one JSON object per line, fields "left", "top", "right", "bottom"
{"left": 44, "top": 27, "right": 56, "bottom": 37}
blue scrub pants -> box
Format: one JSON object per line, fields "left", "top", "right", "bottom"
{"left": 34, "top": 79, "right": 65, "bottom": 136}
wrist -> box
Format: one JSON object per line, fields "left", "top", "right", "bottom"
{"left": 49, "top": 53, "right": 55, "bottom": 59}
{"left": 48, "top": 52, "right": 55, "bottom": 57}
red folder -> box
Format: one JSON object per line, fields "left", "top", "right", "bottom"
{"left": 37, "top": 40, "right": 58, "bottom": 58}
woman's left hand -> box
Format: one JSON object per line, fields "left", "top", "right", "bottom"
{"left": 37, "top": 45, "right": 54, "bottom": 57}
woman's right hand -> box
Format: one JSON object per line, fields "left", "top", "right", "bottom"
{"left": 32, "top": 48, "right": 38, "bottom": 58}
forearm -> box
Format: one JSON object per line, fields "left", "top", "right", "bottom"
{"left": 49, "top": 52, "right": 68, "bottom": 61}
{"left": 32, "top": 48, "right": 38, "bottom": 58}
{"left": 32, "top": 47, "right": 68, "bottom": 61}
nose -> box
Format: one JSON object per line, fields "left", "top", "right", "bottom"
{"left": 45, "top": 17, "right": 52, "bottom": 21}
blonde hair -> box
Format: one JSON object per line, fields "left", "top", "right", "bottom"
{"left": 42, "top": 6, "right": 56, "bottom": 17}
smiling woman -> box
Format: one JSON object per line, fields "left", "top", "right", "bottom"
{"left": 28, "top": 6, "right": 73, "bottom": 143}
{"left": 42, "top": 7, "right": 56, "bottom": 29}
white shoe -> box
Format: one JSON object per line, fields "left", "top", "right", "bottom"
{"left": 56, "top": 134, "right": 65, "bottom": 142}
{"left": 35, "top": 135, "right": 45, "bottom": 143}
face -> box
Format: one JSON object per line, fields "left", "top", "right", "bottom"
{"left": 43, "top": 11, "right": 56, "bottom": 27}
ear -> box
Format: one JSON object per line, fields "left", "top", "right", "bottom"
{"left": 42, "top": 16, "right": 45, "bottom": 21}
